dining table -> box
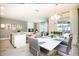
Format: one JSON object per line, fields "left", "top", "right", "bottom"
{"left": 36, "top": 36, "right": 64, "bottom": 51}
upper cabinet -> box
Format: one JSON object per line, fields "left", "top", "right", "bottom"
{"left": 56, "top": 17, "right": 71, "bottom": 33}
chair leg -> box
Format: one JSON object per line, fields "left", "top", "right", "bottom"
{"left": 56, "top": 51, "right": 70, "bottom": 56}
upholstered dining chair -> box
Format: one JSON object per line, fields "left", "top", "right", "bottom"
{"left": 55, "top": 34, "right": 73, "bottom": 55}
{"left": 28, "top": 37, "right": 40, "bottom": 56}
{"left": 28, "top": 37, "right": 49, "bottom": 56}
{"left": 35, "top": 33, "right": 41, "bottom": 38}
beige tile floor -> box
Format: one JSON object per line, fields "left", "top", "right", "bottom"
{"left": 0, "top": 39, "right": 33, "bottom": 56}
{"left": 0, "top": 39, "right": 79, "bottom": 56}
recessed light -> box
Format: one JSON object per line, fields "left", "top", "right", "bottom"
{"left": 56, "top": 4, "right": 58, "bottom": 6}
{"left": 35, "top": 9, "right": 39, "bottom": 12}
{"left": 19, "top": 3, "right": 25, "bottom": 4}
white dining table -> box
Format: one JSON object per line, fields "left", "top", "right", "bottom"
{"left": 36, "top": 37, "right": 64, "bottom": 51}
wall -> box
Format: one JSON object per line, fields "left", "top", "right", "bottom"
{"left": 0, "top": 17, "right": 27, "bottom": 40}
{"left": 70, "top": 8, "right": 78, "bottom": 45}
{"left": 78, "top": 9, "right": 79, "bottom": 44}
{"left": 48, "top": 17, "right": 56, "bottom": 34}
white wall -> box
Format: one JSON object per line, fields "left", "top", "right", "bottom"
{"left": 70, "top": 8, "right": 78, "bottom": 45}
{"left": 48, "top": 18, "right": 56, "bottom": 34}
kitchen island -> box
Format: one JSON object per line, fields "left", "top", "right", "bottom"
{"left": 10, "top": 32, "right": 26, "bottom": 48}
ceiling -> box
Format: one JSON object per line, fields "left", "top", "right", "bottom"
{"left": 0, "top": 4, "right": 78, "bottom": 22}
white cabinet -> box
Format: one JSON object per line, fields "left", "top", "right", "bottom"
{"left": 12, "top": 32, "right": 26, "bottom": 48}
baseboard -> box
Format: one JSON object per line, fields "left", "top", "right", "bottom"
{"left": 72, "top": 43, "right": 79, "bottom": 47}
{"left": 76, "top": 43, "right": 79, "bottom": 46}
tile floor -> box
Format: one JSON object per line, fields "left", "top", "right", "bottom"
{"left": 0, "top": 39, "right": 79, "bottom": 56}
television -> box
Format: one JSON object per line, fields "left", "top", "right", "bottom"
{"left": 28, "top": 28, "right": 34, "bottom": 32}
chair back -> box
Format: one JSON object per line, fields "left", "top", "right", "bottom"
{"left": 68, "top": 34, "right": 73, "bottom": 50}
{"left": 61, "top": 34, "right": 72, "bottom": 45}
{"left": 55, "top": 34, "right": 73, "bottom": 55}
{"left": 35, "top": 33, "right": 41, "bottom": 38}
{"left": 28, "top": 37, "right": 40, "bottom": 56}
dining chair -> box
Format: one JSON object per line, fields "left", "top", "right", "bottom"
{"left": 28, "top": 37, "right": 49, "bottom": 56}
{"left": 28, "top": 37, "right": 40, "bottom": 56}
{"left": 35, "top": 33, "right": 41, "bottom": 38}
{"left": 55, "top": 34, "right": 73, "bottom": 55}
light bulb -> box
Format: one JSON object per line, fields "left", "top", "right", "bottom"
{"left": 1, "top": 24, "right": 5, "bottom": 28}
{"left": 54, "top": 14, "right": 60, "bottom": 20}
{"left": 50, "top": 16, "right": 54, "bottom": 20}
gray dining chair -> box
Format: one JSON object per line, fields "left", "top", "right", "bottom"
{"left": 35, "top": 33, "right": 41, "bottom": 38}
{"left": 55, "top": 34, "right": 73, "bottom": 55}
{"left": 28, "top": 37, "right": 49, "bottom": 56}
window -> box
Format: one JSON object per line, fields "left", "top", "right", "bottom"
{"left": 39, "top": 21, "right": 47, "bottom": 32}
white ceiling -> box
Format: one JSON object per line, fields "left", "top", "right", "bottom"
{"left": 0, "top": 4, "right": 78, "bottom": 22}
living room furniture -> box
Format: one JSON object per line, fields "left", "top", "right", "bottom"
{"left": 28, "top": 37, "right": 49, "bottom": 56}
